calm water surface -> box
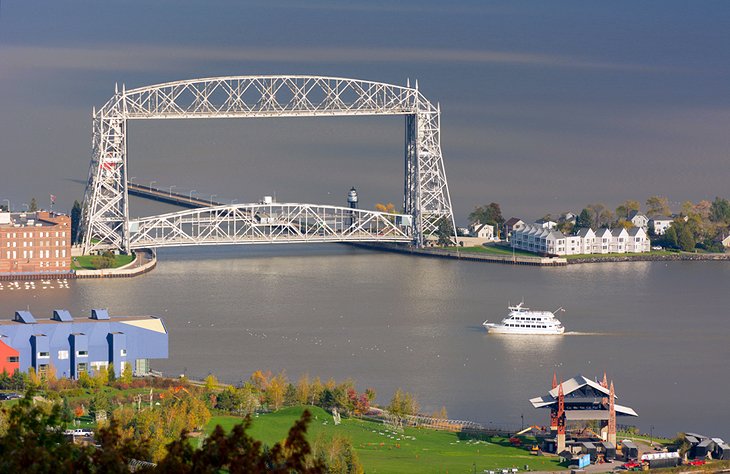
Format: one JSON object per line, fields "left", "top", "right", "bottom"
{"left": 1, "top": 245, "right": 728, "bottom": 438}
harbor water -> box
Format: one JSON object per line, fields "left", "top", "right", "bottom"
{"left": 1, "top": 244, "right": 728, "bottom": 438}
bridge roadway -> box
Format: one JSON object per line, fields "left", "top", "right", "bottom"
{"left": 125, "top": 187, "right": 413, "bottom": 249}
{"left": 128, "top": 182, "right": 219, "bottom": 208}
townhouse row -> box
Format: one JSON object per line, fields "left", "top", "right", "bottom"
{"left": 511, "top": 224, "right": 651, "bottom": 256}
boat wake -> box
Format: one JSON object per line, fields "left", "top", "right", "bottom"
{"left": 563, "top": 331, "right": 611, "bottom": 336}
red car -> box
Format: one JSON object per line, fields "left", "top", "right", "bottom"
{"left": 687, "top": 459, "right": 706, "bottom": 466}
{"left": 622, "top": 461, "right": 642, "bottom": 470}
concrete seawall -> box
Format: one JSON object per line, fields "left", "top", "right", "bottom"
{"left": 348, "top": 243, "right": 729, "bottom": 266}
{"left": 348, "top": 242, "right": 568, "bottom": 266}
{"left": 0, "top": 249, "right": 157, "bottom": 281}
{"left": 74, "top": 249, "right": 157, "bottom": 278}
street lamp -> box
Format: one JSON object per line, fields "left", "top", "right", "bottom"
{"left": 189, "top": 190, "right": 197, "bottom": 200}
{"left": 169, "top": 185, "right": 176, "bottom": 196}
{"left": 22, "top": 203, "right": 29, "bottom": 211}
{"left": 149, "top": 180, "right": 157, "bottom": 191}
{"left": 129, "top": 176, "right": 137, "bottom": 183}
{"left": 650, "top": 425, "right": 654, "bottom": 447}
{"left": 210, "top": 194, "right": 217, "bottom": 205}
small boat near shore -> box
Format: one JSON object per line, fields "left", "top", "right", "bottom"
{"left": 483, "top": 302, "right": 565, "bottom": 335}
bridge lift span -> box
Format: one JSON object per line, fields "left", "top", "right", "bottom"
{"left": 79, "top": 75, "right": 455, "bottom": 254}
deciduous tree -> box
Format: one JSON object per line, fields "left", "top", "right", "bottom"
{"left": 266, "top": 371, "right": 287, "bottom": 410}
{"left": 296, "top": 374, "right": 311, "bottom": 405}
{"left": 615, "top": 200, "right": 640, "bottom": 220}
{"left": 646, "top": 196, "right": 671, "bottom": 218}
{"left": 204, "top": 374, "right": 219, "bottom": 391}
{"left": 710, "top": 197, "right": 730, "bottom": 224}
{"left": 374, "top": 202, "right": 396, "bottom": 214}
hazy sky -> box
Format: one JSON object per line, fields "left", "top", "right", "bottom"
{"left": 1, "top": 1, "right": 729, "bottom": 223}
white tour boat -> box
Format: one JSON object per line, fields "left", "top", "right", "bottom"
{"left": 483, "top": 302, "right": 565, "bottom": 335}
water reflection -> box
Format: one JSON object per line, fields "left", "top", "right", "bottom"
{"left": 488, "top": 334, "right": 562, "bottom": 366}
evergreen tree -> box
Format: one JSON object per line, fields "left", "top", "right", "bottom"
{"left": 71, "top": 200, "right": 82, "bottom": 243}
{"left": 29, "top": 198, "right": 38, "bottom": 212}
{"left": 436, "top": 217, "right": 455, "bottom": 246}
{"left": 575, "top": 209, "right": 593, "bottom": 229}
{"left": 664, "top": 226, "right": 679, "bottom": 249}
{"left": 677, "top": 224, "right": 696, "bottom": 252}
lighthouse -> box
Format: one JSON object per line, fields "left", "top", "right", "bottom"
{"left": 347, "top": 187, "right": 358, "bottom": 227}
{"left": 347, "top": 187, "right": 358, "bottom": 209}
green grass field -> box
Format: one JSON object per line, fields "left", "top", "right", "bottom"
{"left": 563, "top": 250, "right": 677, "bottom": 260}
{"left": 442, "top": 245, "right": 540, "bottom": 258}
{"left": 206, "top": 407, "right": 562, "bottom": 473}
{"left": 71, "top": 253, "right": 135, "bottom": 270}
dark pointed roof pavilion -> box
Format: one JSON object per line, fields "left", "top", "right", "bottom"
{"left": 530, "top": 374, "right": 638, "bottom": 420}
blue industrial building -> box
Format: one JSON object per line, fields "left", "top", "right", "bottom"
{"left": 0, "top": 309, "right": 168, "bottom": 379}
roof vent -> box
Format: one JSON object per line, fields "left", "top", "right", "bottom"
{"left": 52, "top": 310, "right": 74, "bottom": 322}
{"left": 14, "top": 311, "right": 37, "bottom": 324}
{"left": 91, "top": 309, "right": 110, "bottom": 320}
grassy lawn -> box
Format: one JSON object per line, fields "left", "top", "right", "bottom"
{"left": 564, "top": 250, "right": 678, "bottom": 260}
{"left": 445, "top": 245, "right": 541, "bottom": 258}
{"left": 205, "top": 406, "right": 562, "bottom": 473}
{"left": 71, "top": 253, "right": 135, "bottom": 270}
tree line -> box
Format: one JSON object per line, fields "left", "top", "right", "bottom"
{"left": 0, "top": 389, "right": 327, "bottom": 473}
{"left": 0, "top": 367, "right": 430, "bottom": 472}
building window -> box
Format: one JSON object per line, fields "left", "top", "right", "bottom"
{"left": 76, "top": 350, "right": 88, "bottom": 357}
{"left": 120, "top": 349, "right": 127, "bottom": 357}
{"left": 58, "top": 350, "right": 69, "bottom": 360}
{"left": 38, "top": 351, "right": 50, "bottom": 358}
{"left": 38, "top": 364, "right": 48, "bottom": 376}
{"left": 7, "top": 357, "right": 18, "bottom": 363}
{"left": 77, "top": 363, "right": 88, "bottom": 374}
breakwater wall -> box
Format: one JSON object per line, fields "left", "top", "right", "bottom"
{"left": 567, "top": 252, "right": 730, "bottom": 264}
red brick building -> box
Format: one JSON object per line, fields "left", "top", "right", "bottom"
{"left": 0, "top": 211, "right": 72, "bottom": 274}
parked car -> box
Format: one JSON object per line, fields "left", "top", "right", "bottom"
{"left": 687, "top": 460, "right": 706, "bottom": 466}
{"left": 66, "top": 428, "right": 94, "bottom": 437}
{"left": 0, "top": 393, "right": 22, "bottom": 400}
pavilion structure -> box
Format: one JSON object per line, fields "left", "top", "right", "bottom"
{"left": 530, "top": 373, "right": 638, "bottom": 453}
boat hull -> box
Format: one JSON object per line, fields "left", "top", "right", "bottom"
{"left": 483, "top": 323, "right": 565, "bottom": 335}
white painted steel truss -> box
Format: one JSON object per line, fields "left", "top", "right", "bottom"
{"left": 80, "top": 75, "right": 455, "bottom": 253}
{"left": 128, "top": 203, "right": 411, "bottom": 249}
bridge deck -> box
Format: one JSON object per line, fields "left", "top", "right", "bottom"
{"left": 128, "top": 202, "right": 413, "bottom": 249}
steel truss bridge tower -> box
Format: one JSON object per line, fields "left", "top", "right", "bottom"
{"left": 79, "top": 75, "right": 455, "bottom": 254}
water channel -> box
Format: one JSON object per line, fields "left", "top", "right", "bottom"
{"left": 1, "top": 244, "right": 728, "bottom": 438}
